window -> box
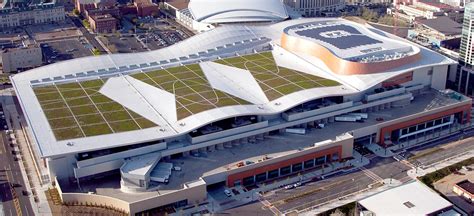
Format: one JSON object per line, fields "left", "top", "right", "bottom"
{"left": 401, "top": 128, "right": 408, "bottom": 135}
{"left": 268, "top": 169, "right": 279, "bottom": 179}
{"left": 243, "top": 176, "right": 255, "bottom": 186}
{"left": 435, "top": 119, "right": 442, "bottom": 125}
{"left": 443, "top": 116, "right": 451, "bottom": 123}
{"left": 417, "top": 123, "right": 425, "bottom": 130}
{"left": 292, "top": 163, "right": 303, "bottom": 172}
{"left": 427, "top": 121, "right": 434, "bottom": 128}
{"left": 280, "top": 166, "right": 291, "bottom": 175}
{"left": 408, "top": 126, "right": 417, "bottom": 133}
{"left": 304, "top": 159, "right": 315, "bottom": 169}
{"left": 255, "top": 172, "right": 267, "bottom": 183}
{"left": 315, "top": 156, "right": 326, "bottom": 165}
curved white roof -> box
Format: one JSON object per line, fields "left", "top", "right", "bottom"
{"left": 188, "top": 0, "right": 288, "bottom": 23}
{"left": 11, "top": 18, "right": 455, "bottom": 158}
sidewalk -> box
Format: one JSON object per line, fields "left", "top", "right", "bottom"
{"left": 366, "top": 124, "right": 470, "bottom": 158}
{"left": 299, "top": 179, "right": 403, "bottom": 216}
{"left": 201, "top": 150, "right": 371, "bottom": 214}
{"left": 407, "top": 149, "right": 474, "bottom": 179}
{"left": 1, "top": 89, "right": 52, "bottom": 215}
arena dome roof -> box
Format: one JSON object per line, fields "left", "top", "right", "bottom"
{"left": 188, "top": 0, "right": 288, "bottom": 24}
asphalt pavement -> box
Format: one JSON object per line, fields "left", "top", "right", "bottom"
{"left": 69, "top": 15, "right": 106, "bottom": 54}
{"left": 0, "top": 111, "right": 34, "bottom": 216}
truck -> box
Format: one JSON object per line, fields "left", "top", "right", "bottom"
{"left": 285, "top": 128, "right": 306, "bottom": 135}
{"left": 349, "top": 113, "right": 368, "bottom": 119}
{"left": 335, "top": 116, "right": 358, "bottom": 122}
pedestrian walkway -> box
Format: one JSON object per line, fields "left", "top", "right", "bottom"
{"left": 299, "top": 179, "right": 403, "bottom": 216}
{"left": 366, "top": 125, "right": 470, "bottom": 158}
{"left": 407, "top": 149, "right": 474, "bottom": 179}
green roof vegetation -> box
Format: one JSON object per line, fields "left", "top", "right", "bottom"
{"left": 33, "top": 51, "right": 340, "bottom": 140}
{"left": 130, "top": 64, "right": 250, "bottom": 120}
{"left": 215, "top": 52, "right": 340, "bottom": 101}
{"left": 33, "top": 78, "right": 156, "bottom": 140}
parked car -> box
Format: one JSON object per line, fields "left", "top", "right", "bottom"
{"left": 224, "top": 189, "right": 232, "bottom": 197}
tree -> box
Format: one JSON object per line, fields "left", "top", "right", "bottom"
{"left": 82, "top": 19, "right": 90, "bottom": 29}
{"left": 92, "top": 48, "right": 101, "bottom": 56}
{"left": 72, "top": 8, "right": 80, "bottom": 16}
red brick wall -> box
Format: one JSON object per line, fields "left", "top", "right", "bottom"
{"left": 379, "top": 104, "right": 471, "bottom": 146}
{"left": 227, "top": 146, "right": 342, "bottom": 187}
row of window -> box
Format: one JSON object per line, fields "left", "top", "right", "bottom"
{"left": 236, "top": 153, "right": 338, "bottom": 186}
{"left": 400, "top": 115, "right": 452, "bottom": 136}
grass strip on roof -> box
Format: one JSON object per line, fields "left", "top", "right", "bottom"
{"left": 53, "top": 127, "right": 84, "bottom": 140}
{"left": 76, "top": 114, "right": 106, "bottom": 126}
{"left": 48, "top": 117, "right": 78, "bottom": 129}
{"left": 103, "top": 111, "right": 133, "bottom": 122}
{"left": 44, "top": 108, "right": 73, "bottom": 119}
{"left": 108, "top": 120, "right": 140, "bottom": 132}
{"left": 81, "top": 123, "right": 113, "bottom": 136}
{"left": 134, "top": 118, "right": 156, "bottom": 129}
{"left": 70, "top": 105, "right": 98, "bottom": 116}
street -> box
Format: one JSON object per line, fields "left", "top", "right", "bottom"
{"left": 69, "top": 15, "right": 106, "bottom": 54}
{"left": 0, "top": 108, "right": 34, "bottom": 216}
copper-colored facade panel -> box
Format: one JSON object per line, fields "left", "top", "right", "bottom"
{"left": 280, "top": 33, "right": 422, "bottom": 75}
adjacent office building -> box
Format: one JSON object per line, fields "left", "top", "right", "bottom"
{"left": 0, "top": 0, "right": 65, "bottom": 28}
{"left": 450, "top": 2, "right": 474, "bottom": 97}
{"left": 1, "top": 44, "right": 42, "bottom": 73}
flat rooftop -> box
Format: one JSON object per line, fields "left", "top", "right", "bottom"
{"left": 284, "top": 20, "right": 417, "bottom": 61}
{"left": 359, "top": 181, "right": 452, "bottom": 215}
{"left": 456, "top": 180, "right": 474, "bottom": 194}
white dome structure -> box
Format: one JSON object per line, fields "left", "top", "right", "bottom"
{"left": 188, "top": 0, "right": 289, "bottom": 24}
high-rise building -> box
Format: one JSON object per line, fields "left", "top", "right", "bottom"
{"left": 450, "top": 2, "right": 474, "bottom": 97}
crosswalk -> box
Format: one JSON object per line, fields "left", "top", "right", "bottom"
{"left": 260, "top": 197, "right": 282, "bottom": 215}
{"left": 359, "top": 167, "right": 383, "bottom": 182}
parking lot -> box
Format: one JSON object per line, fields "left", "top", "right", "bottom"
{"left": 99, "top": 35, "right": 148, "bottom": 53}
{"left": 41, "top": 38, "right": 93, "bottom": 64}
{"left": 99, "top": 17, "right": 191, "bottom": 53}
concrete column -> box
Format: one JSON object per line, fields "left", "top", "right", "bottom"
{"left": 328, "top": 116, "right": 335, "bottom": 123}
{"left": 182, "top": 151, "right": 190, "bottom": 157}
{"left": 232, "top": 139, "right": 240, "bottom": 146}
{"left": 207, "top": 145, "right": 215, "bottom": 152}
{"left": 224, "top": 141, "right": 233, "bottom": 148}
{"left": 216, "top": 143, "right": 225, "bottom": 150}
